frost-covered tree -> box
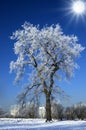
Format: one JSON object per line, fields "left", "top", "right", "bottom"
{"left": 10, "top": 22, "right": 84, "bottom": 121}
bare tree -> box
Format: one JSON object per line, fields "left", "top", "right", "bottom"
{"left": 74, "top": 102, "right": 86, "bottom": 120}
{"left": 51, "top": 99, "right": 64, "bottom": 120}
{"left": 17, "top": 92, "right": 40, "bottom": 118}
{"left": 10, "top": 22, "right": 84, "bottom": 121}
{"left": 0, "top": 107, "right": 6, "bottom": 118}
{"left": 65, "top": 106, "right": 76, "bottom": 120}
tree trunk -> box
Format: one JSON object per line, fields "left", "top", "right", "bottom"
{"left": 45, "top": 93, "right": 52, "bottom": 121}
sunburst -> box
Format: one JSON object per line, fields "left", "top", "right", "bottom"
{"left": 72, "top": 1, "right": 85, "bottom": 15}
{"left": 64, "top": 0, "right": 86, "bottom": 23}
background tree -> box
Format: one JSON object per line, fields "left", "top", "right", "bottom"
{"left": 65, "top": 106, "right": 76, "bottom": 120}
{"left": 17, "top": 93, "right": 39, "bottom": 118}
{"left": 64, "top": 103, "right": 86, "bottom": 120}
{"left": 0, "top": 107, "right": 7, "bottom": 118}
{"left": 51, "top": 99, "right": 64, "bottom": 120}
{"left": 10, "top": 22, "right": 84, "bottom": 121}
{"left": 74, "top": 102, "right": 86, "bottom": 120}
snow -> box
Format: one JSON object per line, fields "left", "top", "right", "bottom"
{"left": 0, "top": 118, "right": 86, "bottom": 130}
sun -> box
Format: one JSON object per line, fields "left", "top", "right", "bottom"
{"left": 72, "top": 1, "right": 85, "bottom": 15}
{"left": 64, "top": 0, "right": 86, "bottom": 23}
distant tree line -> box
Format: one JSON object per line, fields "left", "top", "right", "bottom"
{"left": 12, "top": 101, "right": 86, "bottom": 120}
{"left": 64, "top": 102, "right": 86, "bottom": 120}
{"left": 0, "top": 108, "right": 9, "bottom": 118}
{"left": 1, "top": 102, "right": 86, "bottom": 120}
{"left": 51, "top": 102, "right": 86, "bottom": 120}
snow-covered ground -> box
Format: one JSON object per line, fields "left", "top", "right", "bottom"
{"left": 0, "top": 118, "right": 86, "bottom": 130}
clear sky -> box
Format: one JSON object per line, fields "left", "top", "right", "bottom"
{"left": 0, "top": 0, "right": 86, "bottom": 109}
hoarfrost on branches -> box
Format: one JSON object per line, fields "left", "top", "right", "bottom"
{"left": 10, "top": 22, "right": 84, "bottom": 83}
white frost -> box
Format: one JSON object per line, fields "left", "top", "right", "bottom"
{"left": 10, "top": 22, "right": 84, "bottom": 84}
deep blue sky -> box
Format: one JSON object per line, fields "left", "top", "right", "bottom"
{"left": 0, "top": 0, "right": 86, "bottom": 109}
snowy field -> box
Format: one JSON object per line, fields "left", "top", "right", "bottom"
{"left": 0, "top": 118, "right": 86, "bottom": 130}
